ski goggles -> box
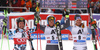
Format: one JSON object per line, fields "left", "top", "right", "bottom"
{"left": 19, "top": 17, "right": 24, "bottom": 21}
{"left": 48, "top": 17, "right": 55, "bottom": 21}
{"left": 75, "top": 17, "right": 82, "bottom": 20}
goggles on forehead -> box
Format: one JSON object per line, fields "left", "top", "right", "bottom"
{"left": 20, "top": 18, "right": 24, "bottom": 21}
{"left": 76, "top": 17, "right": 81, "bottom": 20}
{"left": 48, "top": 17, "right": 55, "bottom": 21}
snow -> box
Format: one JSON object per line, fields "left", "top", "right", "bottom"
{"left": 0, "top": 39, "right": 100, "bottom": 50}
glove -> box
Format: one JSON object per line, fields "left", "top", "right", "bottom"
{"left": 34, "top": 12, "right": 41, "bottom": 24}
{"left": 65, "top": 15, "right": 69, "bottom": 18}
{"left": 55, "top": 21, "right": 60, "bottom": 27}
{"left": 3, "top": 17, "right": 8, "bottom": 23}
{"left": 90, "top": 21, "right": 96, "bottom": 25}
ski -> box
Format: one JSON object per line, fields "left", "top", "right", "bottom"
{"left": 89, "top": 8, "right": 98, "bottom": 50}
{"left": 34, "top": 1, "right": 42, "bottom": 50}
{"left": 55, "top": 21, "right": 63, "bottom": 50}
{"left": 28, "top": 31, "right": 34, "bottom": 50}
{"left": 0, "top": 9, "right": 10, "bottom": 50}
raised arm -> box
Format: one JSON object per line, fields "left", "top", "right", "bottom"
{"left": 34, "top": 17, "right": 46, "bottom": 32}
{"left": 60, "top": 15, "right": 70, "bottom": 30}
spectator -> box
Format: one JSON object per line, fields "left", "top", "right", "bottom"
{"left": 91, "top": 0, "right": 98, "bottom": 2}
{"left": 94, "top": 4, "right": 100, "bottom": 13}
{"left": 87, "top": 1, "right": 94, "bottom": 13}
{"left": 0, "top": 0, "right": 1, "bottom": 5}
{"left": 52, "top": 9, "right": 55, "bottom": 13}
{"left": 30, "top": 2, "right": 36, "bottom": 12}
{"left": 32, "top": 0, "right": 36, "bottom": 4}
{"left": 21, "top": 0, "right": 32, "bottom": 12}
{"left": 11, "top": 0, "right": 21, "bottom": 12}
{"left": 0, "top": 0, "right": 9, "bottom": 11}
{"left": 96, "top": 0, "right": 100, "bottom": 4}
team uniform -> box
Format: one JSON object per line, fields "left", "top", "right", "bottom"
{"left": 61, "top": 15, "right": 92, "bottom": 50}
{"left": 8, "top": 17, "right": 28, "bottom": 50}
{"left": 34, "top": 15, "right": 70, "bottom": 50}
{"left": 8, "top": 28, "right": 28, "bottom": 50}
{"left": 67, "top": 26, "right": 91, "bottom": 50}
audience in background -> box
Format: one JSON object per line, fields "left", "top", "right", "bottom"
{"left": 0, "top": 0, "right": 100, "bottom": 13}
{"left": 96, "top": 0, "right": 100, "bottom": 4}
{"left": 11, "top": 0, "right": 21, "bottom": 12}
{"left": 94, "top": 0, "right": 100, "bottom": 13}
{"left": 21, "top": 0, "right": 32, "bottom": 12}
{"left": 0, "top": 0, "right": 9, "bottom": 11}
{"left": 30, "top": 2, "right": 36, "bottom": 12}
{"left": 87, "top": 0, "right": 100, "bottom": 13}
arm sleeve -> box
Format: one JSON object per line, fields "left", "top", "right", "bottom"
{"left": 62, "top": 11, "right": 65, "bottom": 17}
{"left": 60, "top": 17, "right": 70, "bottom": 30}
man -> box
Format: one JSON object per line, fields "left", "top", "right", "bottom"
{"left": 61, "top": 14, "right": 92, "bottom": 50}
{"left": 21, "top": 0, "right": 32, "bottom": 12}
{"left": 11, "top": 0, "right": 21, "bottom": 12}
{"left": 0, "top": 0, "right": 9, "bottom": 11}
{"left": 34, "top": 15, "right": 70, "bottom": 50}
{"left": 8, "top": 17, "right": 28, "bottom": 50}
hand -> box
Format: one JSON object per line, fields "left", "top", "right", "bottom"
{"left": 34, "top": 12, "right": 41, "bottom": 23}
{"left": 90, "top": 21, "right": 96, "bottom": 25}
{"left": 55, "top": 21, "right": 60, "bottom": 27}
{"left": 3, "top": 17, "right": 8, "bottom": 23}
{"left": 65, "top": 15, "right": 69, "bottom": 18}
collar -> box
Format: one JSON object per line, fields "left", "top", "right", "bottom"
{"left": 75, "top": 23, "right": 82, "bottom": 27}
{"left": 48, "top": 25, "right": 54, "bottom": 28}
{"left": 18, "top": 28, "right": 25, "bottom": 32}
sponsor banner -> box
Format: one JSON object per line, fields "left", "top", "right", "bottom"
{"left": 9, "top": 13, "right": 89, "bottom": 29}
{"left": 31, "top": 34, "right": 69, "bottom": 40}
{"left": 31, "top": 34, "right": 90, "bottom": 40}
{"left": 69, "top": 15, "right": 89, "bottom": 26}
{"left": 74, "top": 40, "right": 86, "bottom": 42}
{"left": 50, "top": 40, "right": 58, "bottom": 44}
{"left": 62, "top": 34, "right": 69, "bottom": 40}
{"left": 69, "top": 34, "right": 91, "bottom": 40}
{"left": 8, "top": 13, "right": 90, "bottom": 40}
{"left": 9, "top": 15, "right": 35, "bottom": 29}
{"left": 31, "top": 34, "right": 45, "bottom": 40}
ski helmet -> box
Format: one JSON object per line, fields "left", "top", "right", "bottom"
{"left": 74, "top": 14, "right": 82, "bottom": 20}
{"left": 46, "top": 15, "right": 56, "bottom": 24}
{"left": 16, "top": 17, "right": 25, "bottom": 27}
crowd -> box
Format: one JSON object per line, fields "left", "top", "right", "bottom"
{"left": 0, "top": 0, "right": 100, "bottom": 13}
{"left": 88, "top": 0, "right": 100, "bottom": 13}
{"left": 0, "top": 0, "right": 36, "bottom": 12}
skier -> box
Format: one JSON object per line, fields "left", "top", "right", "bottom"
{"left": 34, "top": 15, "right": 70, "bottom": 50}
{"left": 61, "top": 14, "right": 92, "bottom": 50}
{"left": 8, "top": 17, "right": 28, "bottom": 50}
